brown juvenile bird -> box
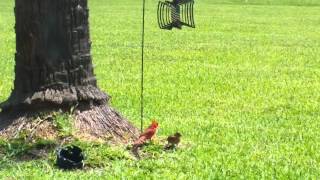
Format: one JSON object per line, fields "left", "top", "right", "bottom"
{"left": 164, "top": 132, "right": 182, "bottom": 150}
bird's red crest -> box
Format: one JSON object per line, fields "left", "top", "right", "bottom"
{"left": 150, "top": 120, "right": 159, "bottom": 129}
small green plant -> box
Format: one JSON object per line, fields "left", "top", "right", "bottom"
{"left": 52, "top": 113, "right": 74, "bottom": 137}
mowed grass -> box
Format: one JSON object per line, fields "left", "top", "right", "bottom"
{"left": 1, "top": 0, "right": 320, "bottom": 179}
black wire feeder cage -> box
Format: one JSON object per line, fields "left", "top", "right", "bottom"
{"left": 157, "top": 0, "right": 195, "bottom": 30}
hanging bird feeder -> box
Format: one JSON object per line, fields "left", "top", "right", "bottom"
{"left": 157, "top": 0, "right": 195, "bottom": 30}
{"left": 139, "top": 0, "right": 196, "bottom": 132}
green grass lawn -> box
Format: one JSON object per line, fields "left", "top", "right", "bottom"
{"left": 1, "top": 0, "right": 320, "bottom": 179}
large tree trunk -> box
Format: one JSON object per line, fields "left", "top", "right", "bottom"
{"left": 0, "top": 0, "right": 138, "bottom": 142}
{"left": 3, "top": 0, "right": 104, "bottom": 110}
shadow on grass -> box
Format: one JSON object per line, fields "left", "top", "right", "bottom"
{"left": 0, "top": 138, "right": 57, "bottom": 162}
{"left": 0, "top": 137, "right": 138, "bottom": 170}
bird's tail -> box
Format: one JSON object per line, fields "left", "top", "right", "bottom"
{"left": 131, "top": 144, "right": 141, "bottom": 159}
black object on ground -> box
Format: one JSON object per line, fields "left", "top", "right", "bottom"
{"left": 158, "top": 0, "right": 195, "bottom": 30}
{"left": 56, "top": 145, "right": 84, "bottom": 170}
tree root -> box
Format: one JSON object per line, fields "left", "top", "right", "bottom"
{"left": 0, "top": 104, "right": 139, "bottom": 144}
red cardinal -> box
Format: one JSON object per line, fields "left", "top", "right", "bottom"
{"left": 132, "top": 120, "right": 159, "bottom": 158}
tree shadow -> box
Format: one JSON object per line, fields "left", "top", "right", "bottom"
{"left": 0, "top": 138, "right": 57, "bottom": 163}
{"left": 0, "top": 111, "right": 26, "bottom": 131}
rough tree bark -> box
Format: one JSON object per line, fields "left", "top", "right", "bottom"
{"left": 0, "top": 0, "right": 138, "bottom": 142}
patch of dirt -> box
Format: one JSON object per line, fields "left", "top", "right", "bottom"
{"left": 0, "top": 114, "right": 60, "bottom": 140}
{"left": 0, "top": 104, "right": 139, "bottom": 144}
{"left": 17, "top": 144, "right": 54, "bottom": 161}
{"left": 35, "top": 120, "right": 59, "bottom": 140}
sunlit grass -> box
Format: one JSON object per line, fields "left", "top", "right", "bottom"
{"left": 0, "top": 0, "right": 320, "bottom": 178}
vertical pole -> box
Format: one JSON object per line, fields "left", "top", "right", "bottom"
{"left": 141, "top": 0, "right": 146, "bottom": 132}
